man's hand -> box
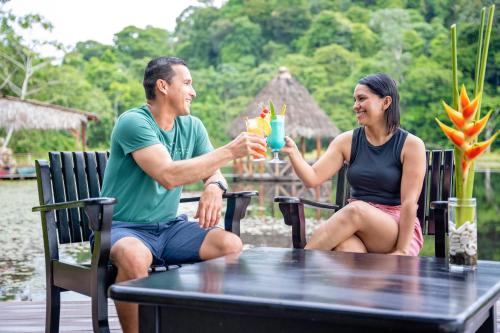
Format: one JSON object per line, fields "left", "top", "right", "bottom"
{"left": 195, "top": 183, "right": 224, "bottom": 229}
{"left": 226, "top": 132, "right": 267, "bottom": 160}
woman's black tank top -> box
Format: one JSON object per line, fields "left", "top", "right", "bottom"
{"left": 347, "top": 127, "right": 408, "bottom": 206}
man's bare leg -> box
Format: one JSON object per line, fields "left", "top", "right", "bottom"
{"left": 199, "top": 229, "right": 243, "bottom": 260}
{"left": 110, "top": 237, "right": 153, "bottom": 333}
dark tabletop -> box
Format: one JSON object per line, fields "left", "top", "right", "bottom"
{"left": 109, "top": 247, "right": 500, "bottom": 325}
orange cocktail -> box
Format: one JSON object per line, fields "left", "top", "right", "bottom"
{"left": 246, "top": 116, "right": 270, "bottom": 161}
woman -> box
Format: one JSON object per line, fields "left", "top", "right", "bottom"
{"left": 282, "top": 73, "right": 426, "bottom": 255}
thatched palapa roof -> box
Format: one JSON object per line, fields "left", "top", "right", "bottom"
{"left": 228, "top": 67, "right": 340, "bottom": 139}
{"left": 0, "top": 95, "right": 98, "bottom": 131}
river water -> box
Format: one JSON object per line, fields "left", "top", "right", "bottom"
{"left": 1, "top": 173, "right": 498, "bottom": 301}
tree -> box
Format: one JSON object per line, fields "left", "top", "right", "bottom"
{"left": 73, "top": 40, "right": 114, "bottom": 62}
{"left": 369, "top": 8, "right": 414, "bottom": 83}
{"left": 216, "top": 16, "right": 264, "bottom": 66}
{"left": 399, "top": 56, "right": 451, "bottom": 147}
{"left": 175, "top": 6, "right": 221, "bottom": 68}
{"left": 114, "top": 26, "right": 173, "bottom": 64}
{"left": 298, "top": 11, "right": 354, "bottom": 54}
{"left": 0, "top": 7, "right": 62, "bottom": 148}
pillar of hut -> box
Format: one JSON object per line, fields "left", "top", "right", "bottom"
{"left": 300, "top": 137, "right": 306, "bottom": 157}
{"left": 70, "top": 129, "right": 81, "bottom": 151}
{"left": 247, "top": 156, "right": 253, "bottom": 177}
{"left": 316, "top": 136, "right": 322, "bottom": 159}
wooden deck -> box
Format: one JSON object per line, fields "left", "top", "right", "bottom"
{"left": 0, "top": 173, "right": 36, "bottom": 180}
{"left": 0, "top": 300, "right": 120, "bottom": 332}
{"left": 0, "top": 300, "right": 498, "bottom": 332}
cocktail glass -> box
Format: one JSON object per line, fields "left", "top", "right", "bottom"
{"left": 267, "top": 115, "right": 286, "bottom": 164}
{"left": 246, "top": 117, "right": 267, "bottom": 162}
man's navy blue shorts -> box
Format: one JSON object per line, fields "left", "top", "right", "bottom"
{"left": 90, "top": 214, "right": 212, "bottom": 265}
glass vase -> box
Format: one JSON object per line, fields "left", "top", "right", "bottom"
{"left": 447, "top": 198, "right": 477, "bottom": 271}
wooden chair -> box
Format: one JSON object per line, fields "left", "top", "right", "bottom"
{"left": 32, "top": 151, "right": 257, "bottom": 333}
{"left": 274, "top": 149, "right": 453, "bottom": 257}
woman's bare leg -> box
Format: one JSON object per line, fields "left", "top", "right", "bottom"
{"left": 334, "top": 235, "right": 367, "bottom": 253}
{"left": 305, "top": 201, "right": 398, "bottom": 253}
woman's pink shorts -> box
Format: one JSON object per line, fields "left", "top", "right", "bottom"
{"left": 367, "top": 202, "right": 424, "bottom": 256}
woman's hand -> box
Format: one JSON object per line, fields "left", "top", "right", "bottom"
{"left": 389, "top": 249, "right": 410, "bottom": 256}
{"left": 281, "top": 136, "right": 299, "bottom": 156}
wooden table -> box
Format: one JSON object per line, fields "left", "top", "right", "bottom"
{"left": 109, "top": 247, "right": 500, "bottom": 333}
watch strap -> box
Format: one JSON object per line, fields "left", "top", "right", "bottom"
{"left": 206, "top": 181, "right": 227, "bottom": 193}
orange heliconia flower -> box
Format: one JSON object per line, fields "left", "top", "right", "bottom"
{"left": 464, "top": 133, "right": 499, "bottom": 161}
{"left": 437, "top": 86, "right": 497, "bottom": 176}
{"left": 442, "top": 101, "right": 465, "bottom": 129}
{"left": 462, "top": 94, "right": 481, "bottom": 120}
{"left": 435, "top": 119, "right": 465, "bottom": 147}
{"left": 462, "top": 110, "right": 492, "bottom": 139}
{"left": 460, "top": 85, "right": 470, "bottom": 110}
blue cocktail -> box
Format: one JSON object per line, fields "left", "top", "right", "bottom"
{"left": 267, "top": 115, "right": 286, "bottom": 163}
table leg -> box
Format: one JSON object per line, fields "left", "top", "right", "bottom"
{"left": 139, "top": 305, "right": 159, "bottom": 333}
{"left": 477, "top": 303, "right": 497, "bottom": 333}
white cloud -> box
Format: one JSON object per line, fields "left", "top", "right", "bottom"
{"left": 4, "top": 0, "right": 220, "bottom": 57}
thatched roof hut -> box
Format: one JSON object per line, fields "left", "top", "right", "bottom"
{"left": 228, "top": 67, "right": 340, "bottom": 141}
{"left": 0, "top": 95, "right": 98, "bottom": 150}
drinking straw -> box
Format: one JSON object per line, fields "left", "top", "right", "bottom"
{"left": 281, "top": 104, "right": 287, "bottom": 116}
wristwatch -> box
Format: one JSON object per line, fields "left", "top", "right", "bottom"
{"left": 206, "top": 181, "right": 227, "bottom": 193}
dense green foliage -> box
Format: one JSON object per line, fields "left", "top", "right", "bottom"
{"left": 0, "top": 0, "right": 498, "bottom": 151}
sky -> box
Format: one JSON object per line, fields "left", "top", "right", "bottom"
{"left": 4, "top": 0, "right": 221, "bottom": 57}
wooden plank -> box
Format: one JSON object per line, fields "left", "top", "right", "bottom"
{"left": 0, "top": 173, "right": 36, "bottom": 180}
{"left": 417, "top": 151, "right": 430, "bottom": 233}
{"left": 0, "top": 298, "right": 497, "bottom": 332}
{"left": 96, "top": 152, "right": 108, "bottom": 186}
{"left": 442, "top": 149, "right": 454, "bottom": 199}
{"left": 61, "top": 152, "right": 83, "bottom": 242}
{"left": 49, "top": 152, "right": 71, "bottom": 243}
{"left": 84, "top": 152, "right": 100, "bottom": 198}
{"left": 73, "top": 152, "right": 91, "bottom": 240}
{"left": 0, "top": 300, "right": 121, "bottom": 332}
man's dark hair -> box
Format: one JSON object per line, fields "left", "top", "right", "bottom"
{"left": 143, "top": 57, "right": 187, "bottom": 100}
{"left": 358, "top": 73, "right": 400, "bottom": 134}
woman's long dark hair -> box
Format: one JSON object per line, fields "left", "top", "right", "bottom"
{"left": 358, "top": 73, "right": 400, "bottom": 134}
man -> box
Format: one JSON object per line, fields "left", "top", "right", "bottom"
{"left": 99, "top": 56, "right": 266, "bottom": 333}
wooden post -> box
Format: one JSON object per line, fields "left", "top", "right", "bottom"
{"left": 300, "top": 137, "right": 306, "bottom": 157}
{"left": 258, "top": 160, "right": 265, "bottom": 175}
{"left": 248, "top": 156, "right": 253, "bottom": 177}
{"left": 81, "top": 122, "right": 87, "bottom": 152}
{"left": 315, "top": 186, "right": 321, "bottom": 220}
{"left": 316, "top": 136, "right": 321, "bottom": 159}
{"left": 71, "top": 129, "right": 80, "bottom": 150}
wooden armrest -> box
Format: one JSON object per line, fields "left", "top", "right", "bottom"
{"left": 430, "top": 201, "right": 448, "bottom": 210}
{"left": 274, "top": 196, "right": 300, "bottom": 204}
{"left": 224, "top": 191, "right": 259, "bottom": 198}
{"left": 180, "top": 191, "right": 259, "bottom": 203}
{"left": 32, "top": 197, "right": 117, "bottom": 212}
{"left": 274, "top": 196, "right": 339, "bottom": 210}
{"left": 299, "top": 198, "right": 339, "bottom": 210}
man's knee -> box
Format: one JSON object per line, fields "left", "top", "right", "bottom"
{"left": 220, "top": 232, "right": 243, "bottom": 254}
{"left": 201, "top": 230, "right": 243, "bottom": 260}
{"left": 111, "top": 237, "right": 152, "bottom": 278}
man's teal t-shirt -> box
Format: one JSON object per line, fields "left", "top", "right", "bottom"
{"left": 101, "top": 105, "right": 213, "bottom": 223}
